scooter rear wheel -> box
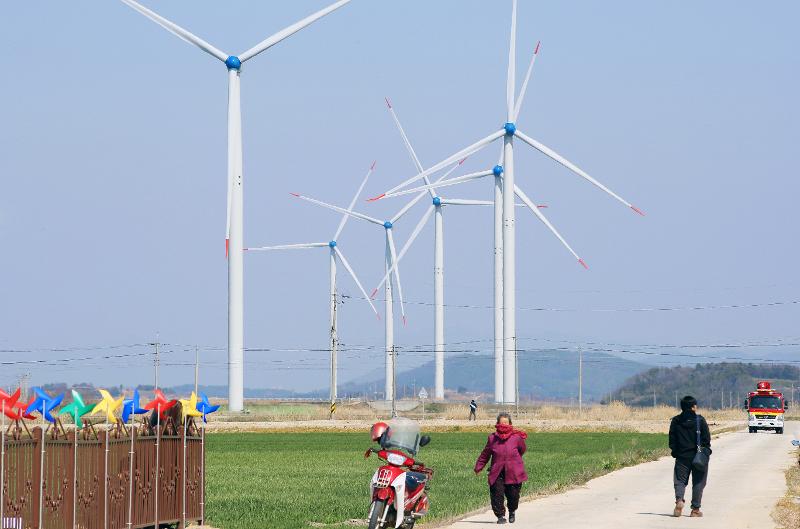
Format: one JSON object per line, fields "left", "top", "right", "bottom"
{"left": 368, "top": 499, "right": 388, "bottom": 529}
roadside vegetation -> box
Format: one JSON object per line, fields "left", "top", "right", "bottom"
{"left": 205, "top": 431, "right": 668, "bottom": 529}
{"left": 773, "top": 449, "right": 800, "bottom": 529}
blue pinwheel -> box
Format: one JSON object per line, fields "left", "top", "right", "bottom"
{"left": 25, "top": 387, "right": 64, "bottom": 423}
{"left": 122, "top": 389, "right": 149, "bottom": 423}
{"left": 195, "top": 393, "right": 220, "bottom": 423}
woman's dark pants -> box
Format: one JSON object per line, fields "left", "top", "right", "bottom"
{"left": 490, "top": 471, "right": 521, "bottom": 518}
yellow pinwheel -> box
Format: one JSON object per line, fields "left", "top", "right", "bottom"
{"left": 92, "top": 389, "right": 123, "bottom": 423}
{"left": 180, "top": 392, "right": 203, "bottom": 419}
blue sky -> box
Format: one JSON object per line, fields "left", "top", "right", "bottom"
{"left": 1, "top": 1, "right": 798, "bottom": 392}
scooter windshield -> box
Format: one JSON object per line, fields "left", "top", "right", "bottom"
{"left": 382, "top": 418, "right": 421, "bottom": 456}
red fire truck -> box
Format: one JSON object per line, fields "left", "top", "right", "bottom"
{"left": 744, "top": 381, "right": 787, "bottom": 434}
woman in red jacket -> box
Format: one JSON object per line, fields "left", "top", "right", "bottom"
{"left": 474, "top": 413, "right": 528, "bottom": 524}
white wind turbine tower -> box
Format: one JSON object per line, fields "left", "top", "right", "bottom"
{"left": 246, "top": 163, "right": 379, "bottom": 408}
{"left": 117, "top": 0, "right": 353, "bottom": 411}
{"left": 371, "top": 99, "right": 546, "bottom": 401}
{"left": 371, "top": 0, "right": 644, "bottom": 404}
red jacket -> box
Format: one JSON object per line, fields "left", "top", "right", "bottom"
{"left": 474, "top": 432, "right": 528, "bottom": 485}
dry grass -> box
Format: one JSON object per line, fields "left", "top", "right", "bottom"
{"left": 772, "top": 450, "right": 800, "bottom": 529}
{"left": 204, "top": 401, "right": 758, "bottom": 434}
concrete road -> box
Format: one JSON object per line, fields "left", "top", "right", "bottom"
{"left": 444, "top": 425, "right": 797, "bottom": 529}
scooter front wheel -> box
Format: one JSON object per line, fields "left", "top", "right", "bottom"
{"left": 368, "top": 499, "right": 388, "bottom": 529}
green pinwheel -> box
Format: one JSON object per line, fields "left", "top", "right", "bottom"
{"left": 59, "top": 390, "right": 95, "bottom": 428}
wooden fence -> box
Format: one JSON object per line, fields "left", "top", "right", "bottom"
{"left": 1, "top": 418, "right": 204, "bottom": 529}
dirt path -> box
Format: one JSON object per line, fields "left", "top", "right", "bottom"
{"left": 444, "top": 424, "right": 797, "bottom": 529}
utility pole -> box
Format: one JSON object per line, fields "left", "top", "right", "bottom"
{"left": 578, "top": 347, "right": 583, "bottom": 415}
{"left": 653, "top": 388, "right": 657, "bottom": 408}
{"left": 151, "top": 334, "right": 161, "bottom": 390}
{"left": 194, "top": 346, "right": 199, "bottom": 396}
{"left": 330, "top": 290, "right": 338, "bottom": 420}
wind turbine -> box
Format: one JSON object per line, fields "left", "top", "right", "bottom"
{"left": 288, "top": 187, "right": 421, "bottom": 405}
{"left": 116, "top": 0, "right": 353, "bottom": 412}
{"left": 372, "top": 99, "right": 547, "bottom": 401}
{"left": 370, "top": 0, "right": 644, "bottom": 404}
{"left": 246, "top": 163, "right": 379, "bottom": 408}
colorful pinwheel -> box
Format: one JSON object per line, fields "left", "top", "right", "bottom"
{"left": 195, "top": 393, "right": 220, "bottom": 423}
{"left": 91, "top": 389, "right": 123, "bottom": 423}
{"left": 25, "top": 387, "right": 64, "bottom": 423}
{"left": 59, "top": 390, "right": 95, "bottom": 428}
{"left": 122, "top": 389, "right": 148, "bottom": 423}
{"left": 1, "top": 388, "right": 23, "bottom": 420}
{"left": 144, "top": 389, "right": 178, "bottom": 420}
{"left": 179, "top": 392, "right": 203, "bottom": 419}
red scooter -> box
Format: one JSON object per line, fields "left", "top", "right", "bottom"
{"left": 365, "top": 418, "right": 433, "bottom": 529}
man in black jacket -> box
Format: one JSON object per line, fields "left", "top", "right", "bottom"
{"left": 669, "top": 395, "right": 712, "bottom": 517}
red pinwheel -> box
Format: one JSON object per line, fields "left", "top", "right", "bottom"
{"left": 1, "top": 388, "right": 23, "bottom": 420}
{"left": 144, "top": 389, "right": 178, "bottom": 420}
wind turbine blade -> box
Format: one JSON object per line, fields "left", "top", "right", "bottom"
{"left": 372, "top": 205, "right": 434, "bottom": 298}
{"left": 386, "top": 98, "right": 435, "bottom": 197}
{"left": 245, "top": 243, "right": 328, "bottom": 251}
{"left": 385, "top": 229, "right": 406, "bottom": 323}
{"left": 335, "top": 161, "right": 376, "bottom": 240}
{"left": 119, "top": 0, "right": 228, "bottom": 62}
{"left": 506, "top": 0, "right": 518, "bottom": 121}
{"left": 238, "top": 0, "right": 352, "bottom": 62}
{"left": 390, "top": 157, "right": 469, "bottom": 222}
{"left": 290, "top": 193, "right": 384, "bottom": 226}
{"left": 334, "top": 247, "right": 379, "bottom": 317}
{"left": 513, "top": 41, "right": 540, "bottom": 121}
{"left": 516, "top": 130, "right": 644, "bottom": 215}
{"left": 381, "top": 170, "right": 494, "bottom": 200}
{"left": 373, "top": 130, "right": 505, "bottom": 199}
{"left": 515, "top": 184, "right": 588, "bottom": 269}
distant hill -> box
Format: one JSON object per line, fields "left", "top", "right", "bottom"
{"left": 337, "top": 350, "right": 651, "bottom": 402}
{"left": 610, "top": 363, "right": 800, "bottom": 409}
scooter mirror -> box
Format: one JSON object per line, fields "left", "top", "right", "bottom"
{"left": 419, "top": 435, "right": 431, "bottom": 447}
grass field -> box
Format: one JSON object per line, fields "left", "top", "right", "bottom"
{"left": 205, "top": 430, "right": 669, "bottom": 529}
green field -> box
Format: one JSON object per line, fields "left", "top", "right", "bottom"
{"left": 206, "top": 431, "right": 669, "bottom": 529}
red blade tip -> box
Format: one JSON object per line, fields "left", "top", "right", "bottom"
{"left": 534, "top": 41, "right": 541, "bottom": 55}
{"left": 225, "top": 239, "right": 229, "bottom": 258}
{"left": 370, "top": 288, "right": 378, "bottom": 299}
{"left": 537, "top": 204, "right": 547, "bottom": 208}
{"left": 370, "top": 160, "right": 377, "bottom": 170}
{"left": 289, "top": 192, "right": 300, "bottom": 197}
{"left": 458, "top": 157, "right": 467, "bottom": 165}
{"left": 385, "top": 97, "right": 392, "bottom": 109}
{"left": 367, "top": 193, "right": 385, "bottom": 202}
{"left": 578, "top": 258, "right": 589, "bottom": 270}
{"left": 631, "top": 205, "right": 645, "bottom": 216}
{"left": 402, "top": 316, "right": 407, "bottom": 326}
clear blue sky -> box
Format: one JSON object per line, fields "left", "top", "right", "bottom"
{"left": 1, "top": 1, "right": 798, "bottom": 392}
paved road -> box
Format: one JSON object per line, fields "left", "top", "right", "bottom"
{"left": 445, "top": 425, "right": 797, "bottom": 529}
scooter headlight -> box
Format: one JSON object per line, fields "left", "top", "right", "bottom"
{"left": 386, "top": 452, "right": 407, "bottom": 466}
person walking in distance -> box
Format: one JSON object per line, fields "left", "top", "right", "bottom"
{"left": 469, "top": 399, "right": 478, "bottom": 421}
{"left": 474, "top": 413, "right": 528, "bottom": 524}
{"left": 669, "top": 396, "right": 712, "bottom": 517}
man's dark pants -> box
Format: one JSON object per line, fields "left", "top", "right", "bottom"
{"left": 673, "top": 457, "right": 708, "bottom": 509}
{"left": 490, "top": 471, "right": 521, "bottom": 518}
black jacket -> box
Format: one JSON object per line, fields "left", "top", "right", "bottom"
{"left": 668, "top": 411, "right": 711, "bottom": 460}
